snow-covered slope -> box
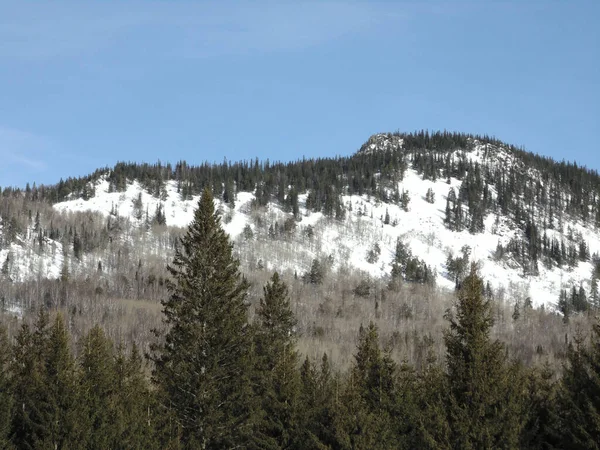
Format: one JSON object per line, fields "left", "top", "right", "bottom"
{"left": 43, "top": 140, "right": 600, "bottom": 309}
{"left": 0, "top": 236, "right": 64, "bottom": 281}
{"left": 53, "top": 178, "right": 255, "bottom": 241}
{"left": 2, "top": 135, "right": 598, "bottom": 311}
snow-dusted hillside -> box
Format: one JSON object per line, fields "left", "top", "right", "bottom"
{"left": 36, "top": 138, "right": 600, "bottom": 309}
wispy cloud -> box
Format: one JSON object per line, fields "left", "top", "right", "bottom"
{"left": 0, "top": 2, "right": 407, "bottom": 61}
{"left": 0, "top": 127, "right": 50, "bottom": 172}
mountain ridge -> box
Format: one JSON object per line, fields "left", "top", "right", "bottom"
{"left": 1, "top": 131, "right": 600, "bottom": 314}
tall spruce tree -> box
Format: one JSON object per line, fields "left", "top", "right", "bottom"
{"left": 0, "top": 326, "right": 12, "bottom": 449}
{"left": 414, "top": 353, "right": 451, "bottom": 449}
{"left": 43, "top": 313, "right": 80, "bottom": 449}
{"left": 296, "top": 355, "right": 338, "bottom": 449}
{"left": 253, "top": 272, "right": 301, "bottom": 448}
{"left": 333, "top": 322, "right": 400, "bottom": 449}
{"left": 443, "top": 265, "right": 525, "bottom": 449}
{"left": 114, "top": 343, "right": 158, "bottom": 449}
{"left": 520, "top": 363, "right": 562, "bottom": 449}
{"left": 9, "top": 309, "right": 52, "bottom": 449}
{"left": 78, "top": 325, "right": 118, "bottom": 450}
{"left": 352, "top": 323, "right": 396, "bottom": 416}
{"left": 559, "top": 321, "right": 600, "bottom": 449}
{"left": 152, "top": 187, "right": 254, "bottom": 448}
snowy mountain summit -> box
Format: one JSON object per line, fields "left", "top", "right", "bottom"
{"left": 2, "top": 131, "right": 600, "bottom": 312}
{"left": 358, "top": 133, "right": 404, "bottom": 154}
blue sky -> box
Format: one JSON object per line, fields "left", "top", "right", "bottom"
{"left": 0, "top": 1, "right": 598, "bottom": 188}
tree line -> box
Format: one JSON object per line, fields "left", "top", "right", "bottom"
{"left": 4, "top": 130, "right": 600, "bottom": 224}
{"left": 2, "top": 189, "right": 599, "bottom": 449}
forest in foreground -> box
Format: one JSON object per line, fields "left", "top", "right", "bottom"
{"left": 0, "top": 189, "right": 599, "bottom": 449}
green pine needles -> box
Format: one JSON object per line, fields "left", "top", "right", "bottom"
{"left": 151, "top": 188, "right": 254, "bottom": 448}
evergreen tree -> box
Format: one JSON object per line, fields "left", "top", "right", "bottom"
{"left": 443, "top": 265, "right": 525, "bottom": 449}
{"left": 132, "top": 192, "right": 144, "bottom": 221}
{"left": 333, "top": 372, "right": 380, "bottom": 449}
{"left": 296, "top": 355, "right": 338, "bottom": 449}
{"left": 591, "top": 277, "right": 599, "bottom": 310}
{"left": 114, "top": 343, "right": 158, "bottom": 449}
{"left": 9, "top": 310, "right": 52, "bottom": 449}
{"left": 352, "top": 323, "right": 396, "bottom": 414}
{"left": 512, "top": 299, "right": 521, "bottom": 321}
{"left": 78, "top": 325, "right": 118, "bottom": 450}
{"left": 1, "top": 254, "right": 9, "bottom": 277}
{"left": 414, "top": 353, "right": 451, "bottom": 449}
{"left": 425, "top": 187, "right": 435, "bottom": 204}
{"left": 333, "top": 323, "right": 401, "bottom": 449}
{"left": 400, "top": 189, "right": 410, "bottom": 212}
{"left": 253, "top": 272, "right": 301, "bottom": 448}
{"left": 445, "top": 188, "right": 455, "bottom": 226}
{"left": 558, "top": 289, "right": 571, "bottom": 323}
{"left": 520, "top": 363, "right": 562, "bottom": 449}
{"left": 0, "top": 326, "right": 13, "bottom": 449}
{"left": 305, "top": 259, "right": 324, "bottom": 285}
{"left": 73, "top": 231, "right": 82, "bottom": 260}
{"left": 152, "top": 188, "right": 254, "bottom": 448}
{"left": 154, "top": 203, "right": 167, "bottom": 226}
{"left": 560, "top": 322, "right": 600, "bottom": 449}
{"left": 43, "top": 313, "right": 80, "bottom": 449}
{"left": 296, "top": 357, "right": 321, "bottom": 449}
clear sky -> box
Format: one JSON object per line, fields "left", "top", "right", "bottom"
{"left": 0, "top": 1, "right": 598, "bottom": 188}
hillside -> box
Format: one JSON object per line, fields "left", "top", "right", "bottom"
{"left": 2, "top": 131, "right": 600, "bottom": 316}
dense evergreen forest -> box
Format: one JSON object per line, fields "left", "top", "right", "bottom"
{"left": 1, "top": 188, "right": 599, "bottom": 449}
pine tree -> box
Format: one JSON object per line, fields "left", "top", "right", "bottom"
{"left": 296, "top": 355, "right": 337, "bottom": 449}
{"left": 333, "top": 372, "right": 380, "bottom": 449}
{"left": 445, "top": 188, "right": 457, "bottom": 230}
{"left": 43, "top": 313, "right": 80, "bottom": 449}
{"left": 400, "top": 189, "right": 410, "bottom": 212}
{"left": 414, "top": 352, "right": 451, "bottom": 449}
{"left": 152, "top": 188, "right": 254, "bottom": 448}
{"left": 558, "top": 289, "right": 571, "bottom": 323}
{"left": 154, "top": 203, "right": 166, "bottom": 226}
{"left": 0, "top": 326, "right": 13, "bottom": 449}
{"left": 9, "top": 309, "right": 52, "bottom": 449}
{"left": 296, "top": 357, "right": 320, "bottom": 448}
{"left": 352, "top": 323, "right": 396, "bottom": 413}
{"left": 425, "top": 187, "right": 435, "bottom": 204}
{"left": 114, "top": 343, "right": 158, "bottom": 449}
{"left": 520, "top": 363, "right": 562, "bottom": 449}
{"left": 253, "top": 272, "right": 301, "bottom": 448}
{"left": 513, "top": 299, "right": 521, "bottom": 321}
{"left": 591, "top": 277, "right": 599, "bottom": 310}
{"left": 73, "top": 230, "right": 82, "bottom": 260}
{"left": 443, "top": 265, "right": 525, "bottom": 449}
{"left": 334, "top": 322, "right": 400, "bottom": 449}
{"left": 78, "top": 325, "right": 118, "bottom": 450}
{"left": 305, "top": 259, "right": 324, "bottom": 285}
{"left": 560, "top": 321, "right": 600, "bottom": 449}
{"left": 0, "top": 254, "right": 9, "bottom": 277}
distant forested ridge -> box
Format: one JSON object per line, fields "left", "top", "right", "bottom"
{"left": 4, "top": 130, "right": 600, "bottom": 221}
{"left": 3, "top": 130, "right": 600, "bottom": 292}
